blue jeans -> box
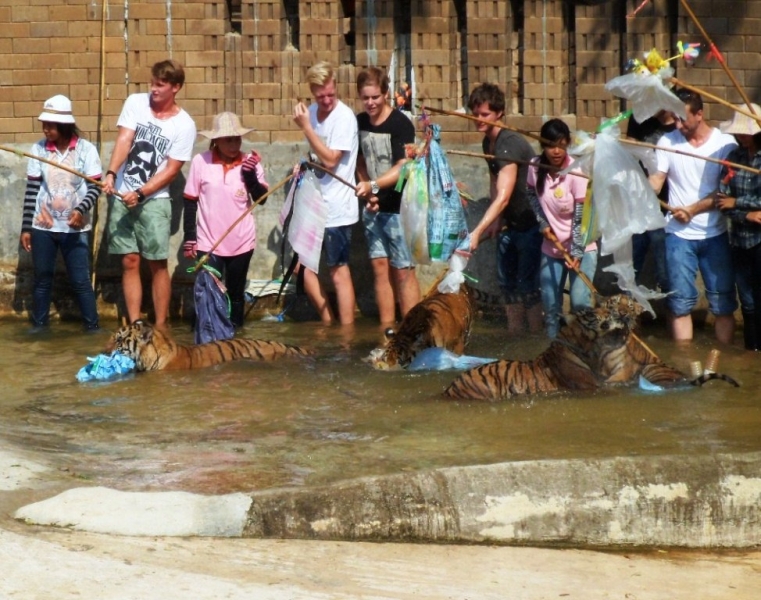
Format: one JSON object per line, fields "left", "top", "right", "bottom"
{"left": 664, "top": 232, "right": 737, "bottom": 317}
{"left": 632, "top": 227, "right": 669, "bottom": 292}
{"left": 363, "top": 210, "right": 414, "bottom": 268}
{"left": 540, "top": 250, "right": 598, "bottom": 338}
{"left": 323, "top": 225, "right": 353, "bottom": 268}
{"left": 496, "top": 225, "right": 542, "bottom": 305}
{"left": 30, "top": 229, "right": 99, "bottom": 328}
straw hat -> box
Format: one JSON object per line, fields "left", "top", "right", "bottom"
{"left": 198, "top": 112, "right": 254, "bottom": 139}
{"left": 720, "top": 104, "right": 761, "bottom": 136}
{"left": 38, "top": 95, "right": 76, "bottom": 124}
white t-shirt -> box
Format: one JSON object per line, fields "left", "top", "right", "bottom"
{"left": 308, "top": 100, "right": 359, "bottom": 227}
{"left": 114, "top": 93, "right": 197, "bottom": 199}
{"left": 655, "top": 127, "right": 737, "bottom": 240}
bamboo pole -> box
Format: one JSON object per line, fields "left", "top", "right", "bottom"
{"left": 304, "top": 161, "right": 358, "bottom": 191}
{"left": 669, "top": 77, "right": 761, "bottom": 125}
{"left": 420, "top": 105, "right": 555, "bottom": 146}
{"left": 193, "top": 172, "right": 295, "bottom": 272}
{"left": 619, "top": 137, "right": 761, "bottom": 176}
{"left": 546, "top": 230, "right": 659, "bottom": 361}
{"left": 679, "top": 0, "right": 756, "bottom": 114}
{"left": 0, "top": 144, "right": 124, "bottom": 199}
{"left": 92, "top": 0, "right": 108, "bottom": 287}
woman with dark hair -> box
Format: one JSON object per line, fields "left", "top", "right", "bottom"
{"left": 716, "top": 104, "right": 761, "bottom": 351}
{"left": 528, "top": 118, "right": 597, "bottom": 338}
{"left": 20, "top": 95, "right": 102, "bottom": 332}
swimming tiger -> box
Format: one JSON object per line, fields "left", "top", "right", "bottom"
{"left": 107, "top": 320, "right": 311, "bottom": 371}
{"left": 444, "top": 294, "right": 738, "bottom": 401}
{"left": 367, "top": 283, "right": 475, "bottom": 370}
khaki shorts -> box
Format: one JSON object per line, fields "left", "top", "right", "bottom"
{"left": 107, "top": 196, "right": 171, "bottom": 260}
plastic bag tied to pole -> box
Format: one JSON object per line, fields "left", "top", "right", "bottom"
{"left": 568, "top": 126, "right": 668, "bottom": 316}
{"left": 604, "top": 49, "right": 687, "bottom": 124}
{"left": 425, "top": 124, "right": 469, "bottom": 262}
{"left": 398, "top": 157, "right": 431, "bottom": 265}
{"left": 437, "top": 236, "right": 472, "bottom": 294}
{"left": 279, "top": 167, "right": 326, "bottom": 274}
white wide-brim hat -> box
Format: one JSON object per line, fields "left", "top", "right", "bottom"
{"left": 720, "top": 104, "right": 761, "bottom": 136}
{"left": 199, "top": 112, "right": 254, "bottom": 139}
{"left": 38, "top": 94, "right": 76, "bottom": 124}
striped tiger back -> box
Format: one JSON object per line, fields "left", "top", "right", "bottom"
{"left": 444, "top": 294, "right": 678, "bottom": 401}
{"left": 108, "top": 321, "right": 311, "bottom": 371}
{"left": 371, "top": 284, "right": 474, "bottom": 369}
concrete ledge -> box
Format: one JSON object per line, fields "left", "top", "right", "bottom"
{"left": 14, "top": 452, "right": 761, "bottom": 547}
{"left": 244, "top": 452, "right": 761, "bottom": 548}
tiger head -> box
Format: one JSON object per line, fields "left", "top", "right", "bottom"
{"left": 559, "top": 294, "right": 644, "bottom": 353}
{"left": 106, "top": 320, "right": 171, "bottom": 371}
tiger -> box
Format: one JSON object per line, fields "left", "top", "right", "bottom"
{"left": 107, "top": 320, "right": 312, "bottom": 372}
{"left": 443, "top": 294, "right": 738, "bottom": 401}
{"left": 367, "top": 283, "right": 475, "bottom": 370}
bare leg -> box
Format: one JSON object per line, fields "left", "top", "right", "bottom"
{"left": 147, "top": 258, "right": 170, "bottom": 327}
{"left": 330, "top": 264, "right": 356, "bottom": 325}
{"left": 393, "top": 266, "right": 421, "bottom": 318}
{"left": 714, "top": 314, "right": 735, "bottom": 345}
{"left": 121, "top": 253, "right": 143, "bottom": 323}
{"left": 671, "top": 313, "right": 693, "bottom": 342}
{"left": 302, "top": 266, "right": 335, "bottom": 324}
{"left": 371, "top": 257, "right": 396, "bottom": 325}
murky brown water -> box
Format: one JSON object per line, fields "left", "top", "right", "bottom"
{"left": 1, "top": 317, "right": 759, "bottom": 495}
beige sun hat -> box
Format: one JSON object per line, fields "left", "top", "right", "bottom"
{"left": 38, "top": 95, "right": 76, "bottom": 124}
{"left": 198, "top": 112, "right": 254, "bottom": 139}
{"left": 719, "top": 104, "right": 761, "bottom": 136}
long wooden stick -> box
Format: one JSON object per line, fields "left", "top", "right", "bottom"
{"left": 304, "top": 160, "right": 358, "bottom": 191}
{"left": 0, "top": 144, "right": 124, "bottom": 199}
{"left": 193, "top": 171, "right": 295, "bottom": 272}
{"left": 420, "top": 105, "right": 555, "bottom": 146}
{"left": 546, "top": 231, "right": 659, "bottom": 360}
{"left": 92, "top": 0, "right": 108, "bottom": 287}
{"left": 669, "top": 77, "right": 761, "bottom": 125}
{"left": 679, "top": 0, "right": 756, "bottom": 114}
{"left": 447, "top": 149, "right": 591, "bottom": 180}
{"left": 620, "top": 137, "right": 761, "bottom": 176}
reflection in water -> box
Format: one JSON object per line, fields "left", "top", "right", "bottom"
{"left": 1, "top": 318, "right": 759, "bottom": 495}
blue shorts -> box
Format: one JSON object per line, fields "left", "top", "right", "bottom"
{"left": 497, "top": 225, "right": 542, "bottom": 305}
{"left": 362, "top": 210, "right": 414, "bottom": 269}
{"left": 664, "top": 232, "right": 737, "bottom": 317}
{"left": 324, "top": 225, "right": 353, "bottom": 268}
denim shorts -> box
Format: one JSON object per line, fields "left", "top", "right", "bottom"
{"left": 664, "top": 232, "right": 737, "bottom": 317}
{"left": 362, "top": 210, "right": 414, "bottom": 269}
{"left": 497, "top": 225, "right": 543, "bottom": 305}
{"left": 323, "top": 225, "right": 353, "bottom": 268}
{"left": 107, "top": 196, "right": 171, "bottom": 260}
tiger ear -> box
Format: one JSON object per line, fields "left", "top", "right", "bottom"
{"left": 134, "top": 320, "right": 154, "bottom": 343}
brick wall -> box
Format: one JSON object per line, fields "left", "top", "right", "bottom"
{"left": 1, "top": 0, "right": 760, "bottom": 145}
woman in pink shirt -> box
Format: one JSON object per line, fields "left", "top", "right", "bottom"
{"left": 183, "top": 112, "right": 268, "bottom": 327}
{"left": 527, "top": 119, "right": 597, "bottom": 338}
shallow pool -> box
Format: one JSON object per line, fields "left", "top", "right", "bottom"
{"left": 1, "top": 317, "right": 758, "bottom": 495}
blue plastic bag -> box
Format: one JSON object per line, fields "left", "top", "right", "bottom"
{"left": 76, "top": 351, "right": 136, "bottom": 382}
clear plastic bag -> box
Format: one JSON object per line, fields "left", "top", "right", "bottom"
{"left": 283, "top": 169, "right": 326, "bottom": 274}
{"left": 399, "top": 158, "right": 430, "bottom": 265}
{"left": 604, "top": 69, "right": 687, "bottom": 124}
{"left": 592, "top": 127, "right": 667, "bottom": 256}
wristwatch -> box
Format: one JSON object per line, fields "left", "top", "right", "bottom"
{"left": 370, "top": 180, "right": 380, "bottom": 195}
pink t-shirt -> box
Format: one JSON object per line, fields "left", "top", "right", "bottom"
{"left": 527, "top": 155, "right": 595, "bottom": 258}
{"left": 183, "top": 151, "right": 266, "bottom": 256}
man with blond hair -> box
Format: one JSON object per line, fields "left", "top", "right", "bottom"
{"left": 292, "top": 61, "right": 359, "bottom": 325}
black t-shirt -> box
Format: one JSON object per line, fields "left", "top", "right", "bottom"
{"left": 483, "top": 129, "right": 537, "bottom": 231}
{"left": 357, "top": 109, "right": 416, "bottom": 213}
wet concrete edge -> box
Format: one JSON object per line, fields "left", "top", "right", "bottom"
{"left": 13, "top": 451, "right": 761, "bottom": 548}
{"left": 243, "top": 452, "right": 761, "bottom": 548}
